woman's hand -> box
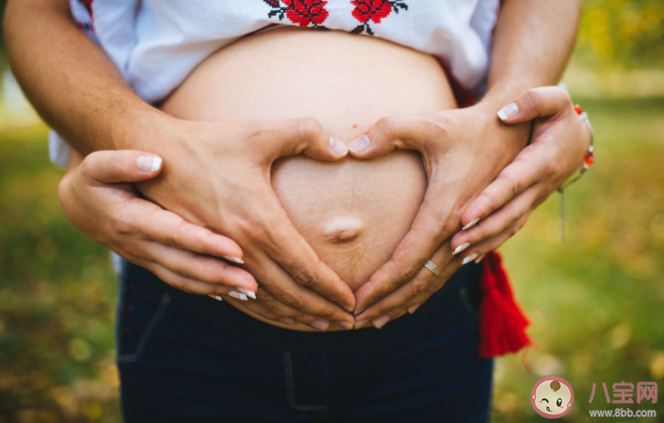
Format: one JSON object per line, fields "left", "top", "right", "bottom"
{"left": 59, "top": 149, "right": 347, "bottom": 331}
{"left": 351, "top": 87, "right": 591, "bottom": 328}
{"left": 450, "top": 86, "right": 592, "bottom": 263}
{"left": 59, "top": 150, "right": 257, "bottom": 296}
{"left": 134, "top": 117, "right": 357, "bottom": 329}
{"left": 347, "top": 101, "right": 527, "bottom": 323}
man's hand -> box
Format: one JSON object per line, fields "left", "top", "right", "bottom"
{"left": 347, "top": 102, "right": 527, "bottom": 323}
{"left": 139, "top": 116, "right": 357, "bottom": 330}
{"left": 350, "top": 87, "right": 592, "bottom": 328}
{"left": 60, "top": 148, "right": 348, "bottom": 330}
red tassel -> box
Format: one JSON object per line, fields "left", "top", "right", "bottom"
{"left": 477, "top": 251, "right": 533, "bottom": 358}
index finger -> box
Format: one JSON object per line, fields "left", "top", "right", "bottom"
{"left": 263, "top": 205, "right": 356, "bottom": 312}
{"left": 245, "top": 249, "right": 355, "bottom": 325}
{"left": 354, "top": 188, "right": 461, "bottom": 314}
{"left": 459, "top": 144, "right": 548, "bottom": 231}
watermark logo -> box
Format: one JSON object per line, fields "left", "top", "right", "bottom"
{"left": 531, "top": 376, "right": 574, "bottom": 419}
{"left": 589, "top": 381, "right": 657, "bottom": 404}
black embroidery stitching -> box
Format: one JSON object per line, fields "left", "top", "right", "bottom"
{"left": 351, "top": 0, "right": 409, "bottom": 36}
{"left": 263, "top": 0, "right": 330, "bottom": 29}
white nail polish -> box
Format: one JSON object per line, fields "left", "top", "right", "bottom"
{"left": 228, "top": 291, "right": 248, "bottom": 301}
{"left": 462, "top": 218, "right": 480, "bottom": 230}
{"left": 222, "top": 255, "right": 244, "bottom": 264}
{"left": 475, "top": 254, "right": 486, "bottom": 264}
{"left": 498, "top": 103, "right": 519, "bottom": 121}
{"left": 329, "top": 136, "right": 348, "bottom": 156}
{"left": 137, "top": 156, "right": 162, "bottom": 172}
{"left": 237, "top": 288, "right": 256, "bottom": 299}
{"left": 348, "top": 135, "right": 370, "bottom": 153}
{"left": 208, "top": 295, "right": 223, "bottom": 301}
{"left": 462, "top": 253, "right": 479, "bottom": 265}
{"left": 453, "top": 242, "right": 470, "bottom": 255}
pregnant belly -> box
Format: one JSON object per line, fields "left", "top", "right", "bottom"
{"left": 161, "top": 27, "right": 457, "bottom": 329}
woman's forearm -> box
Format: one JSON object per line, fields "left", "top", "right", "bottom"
{"left": 4, "top": 0, "right": 168, "bottom": 154}
{"left": 483, "top": 0, "right": 581, "bottom": 108}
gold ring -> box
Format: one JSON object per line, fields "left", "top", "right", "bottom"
{"left": 424, "top": 260, "right": 441, "bottom": 276}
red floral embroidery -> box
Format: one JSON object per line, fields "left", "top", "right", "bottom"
{"left": 264, "top": 0, "right": 329, "bottom": 28}
{"left": 351, "top": 0, "right": 408, "bottom": 35}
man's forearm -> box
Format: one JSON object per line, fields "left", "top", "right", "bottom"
{"left": 4, "top": 0, "right": 168, "bottom": 154}
{"left": 483, "top": 0, "right": 581, "bottom": 107}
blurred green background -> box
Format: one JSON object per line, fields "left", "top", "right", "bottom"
{"left": 0, "top": 1, "right": 663, "bottom": 422}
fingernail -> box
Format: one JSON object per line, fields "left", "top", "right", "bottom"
{"left": 137, "top": 156, "right": 162, "bottom": 172}
{"left": 348, "top": 135, "right": 370, "bottom": 153}
{"left": 209, "top": 295, "right": 223, "bottom": 302}
{"left": 475, "top": 254, "right": 486, "bottom": 264}
{"left": 343, "top": 303, "right": 355, "bottom": 313}
{"left": 373, "top": 315, "right": 391, "bottom": 329}
{"left": 453, "top": 242, "right": 470, "bottom": 255}
{"left": 462, "top": 253, "right": 479, "bottom": 265}
{"left": 278, "top": 317, "right": 294, "bottom": 325}
{"left": 310, "top": 320, "right": 329, "bottom": 331}
{"left": 228, "top": 291, "right": 248, "bottom": 301}
{"left": 237, "top": 288, "right": 256, "bottom": 299}
{"left": 329, "top": 136, "right": 348, "bottom": 156}
{"left": 462, "top": 218, "right": 480, "bottom": 230}
{"left": 222, "top": 255, "right": 244, "bottom": 264}
{"left": 336, "top": 321, "right": 354, "bottom": 330}
{"left": 355, "top": 319, "right": 369, "bottom": 329}
{"left": 407, "top": 303, "right": 421, "bottom": 314}
{"left": 498, "top": 103, "right": 519, "bottom": 121}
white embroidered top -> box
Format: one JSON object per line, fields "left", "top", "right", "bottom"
{"left": 50, "top": 0, "right": 500, "bottom": 167}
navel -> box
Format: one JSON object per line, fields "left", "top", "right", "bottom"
{"left": 323, "top": 216, "right": 364, "bottom": 243}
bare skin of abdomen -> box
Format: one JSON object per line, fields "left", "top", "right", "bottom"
{"left": 161, "top": 27, "right": 457, "bottom": 331}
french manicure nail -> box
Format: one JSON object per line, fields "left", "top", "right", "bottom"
{"left": 137, "top": 156, "right": 162, "bottom": 172}
{"left": 373, "top": 315, "right": 391, "bottom": 329}
{"left": 462, "top": 253, "right": 479, "bottom": 265}
{"left": 475, "top": 254, "right": 486, "bottom": 264}
{"left": 497, "top": 103, "right": 519, "bottom": 121}
{"left": 462, "top": 218, "right": 480, "bottom": 230}
{"left": 329, "top": 136, "right": 349, "bottom": 156}
{"left": 209, "top": 295, "right": 223, "bottom": 302}
{"left": 228, "top": 291, "right": 248, "bottom": 301}
{"left": 278, "top": 317, "right": 294, "bottom": 325}
{"left": 337, "top": 321, "right": 354, "bottom": 330}
{"left": 407, "top": 304, "right": 421, "bottom": 314}
{"left": 222, "top": 255, "right": 244, "bottom": 264}
{"left": 348, "top": 135, "right": 370, "bottom": 153}
{"left": 237, "top": 288, "right": 256, "bottom": 299}
{"left": 453, "top": 242, "right": 471, "bottom": 255}
{"left": 311, "top": 320, "right": 329, "bottom": 331}
{"left": 355, "top": 319, "right": 369, "bottom": 329}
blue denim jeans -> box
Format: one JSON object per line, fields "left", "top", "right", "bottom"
{"left": 115, "top": 260, "right": 493, "bottom": 422}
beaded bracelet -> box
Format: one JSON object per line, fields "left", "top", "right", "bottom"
{"left": 557, "top": 105, "right": 595, "bottom": 241}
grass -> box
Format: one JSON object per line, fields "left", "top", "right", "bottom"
{"left": 0, "top": 98, "right": 662, "bottom": 422}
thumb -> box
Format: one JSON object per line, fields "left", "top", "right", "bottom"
{"left": 497, "top": 86, "right": 574, "bottom": 124}
{"left": 347, "top": 115, "right": 423, "bottom": 159}
{"left": 259, "top": 117, "right": 348, "bottom": 162}
{"left": 80, "top": 150, "right": 163, "bottom": 184}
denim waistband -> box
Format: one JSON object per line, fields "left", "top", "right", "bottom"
{"left": 120, "top": 260, "right": 483, "bottom": 352}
